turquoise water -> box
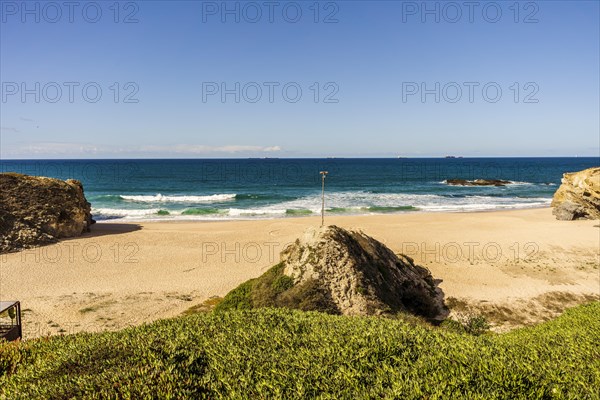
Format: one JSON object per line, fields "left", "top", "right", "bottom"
{"left": 1, "top": 158, "right": 597, "bottom": 221}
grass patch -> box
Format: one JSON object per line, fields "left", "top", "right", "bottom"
{"left": 0, "top": 302, "right": 598, "bottom": 398}
{"left": 215, "top": 263, "right": 339, "bottom": 314}
{"left": 183, "top": 297, "right": 223, "bottom": 315}
{"left": 215, "top": 278, "right": 255, "bottom": 311}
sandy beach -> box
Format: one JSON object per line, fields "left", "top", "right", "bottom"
{"left": 1, "top": 207, "right": 598, "bottom": 338}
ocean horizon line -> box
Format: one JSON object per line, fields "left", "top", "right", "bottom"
{"left": 1, "top": 156, "right": 598, "bottom": 161}
{"left": 1, "top": 158, "right": 596, "bottom": 222}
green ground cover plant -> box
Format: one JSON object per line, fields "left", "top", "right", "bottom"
{"left": 0, "top": 302, "right": 598, "bottom": 399}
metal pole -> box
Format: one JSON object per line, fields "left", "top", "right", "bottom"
{"left": 320, "top": 171, "right": 328, "bottom": 226}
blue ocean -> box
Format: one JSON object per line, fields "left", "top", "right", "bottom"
{"left": 1, "top": 158, "right": 597, "bottom": 221}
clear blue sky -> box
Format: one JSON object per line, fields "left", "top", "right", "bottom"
{"left": 1, "top": 0, "right": 598, "bottom": 158}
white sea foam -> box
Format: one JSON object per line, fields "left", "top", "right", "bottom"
{"left": 227, "top": 208, "right": 287, "bottom": 216}
{"left": 93, "top": 208, "right": 164, "bottom": 217}
{"left": 94, "top": 191, "right": 553, "bottom": 221}
{"left": 507, "top": 181, "right": 535, "bottom": 186}
{"left": 120, "top": 193, "right": 236, "bottom": 203}
{"left": 220, "top": 192, "right": 552, "bottom": 216}
{"left": 440, "top": 179, "right": 535, "bottom": 186}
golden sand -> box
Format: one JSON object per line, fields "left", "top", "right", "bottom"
{"left": 1, "top": 208, "right": 598, "bottom": 338}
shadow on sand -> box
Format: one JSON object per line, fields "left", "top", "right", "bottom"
{"left": 0, "top": 223, "right": 142, "bottom": 256}
{"left": 81, "top": 222, "right": 142, "bottom": 238}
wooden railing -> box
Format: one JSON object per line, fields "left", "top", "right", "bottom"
{"left": 0, "top": 325, "right": 21, "bottom": 342}
{"left": 0, "top": 301, "right": 22, "bottom": 342}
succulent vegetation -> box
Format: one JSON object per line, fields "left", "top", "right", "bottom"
{"left": 215, "top": 262, "right": 339, "bottom": 314}
{"left": 2, "top": 225, "right": 598, "bottom": 398}
{"left": 1, "top": 302, "right": 599, "bottom": 399}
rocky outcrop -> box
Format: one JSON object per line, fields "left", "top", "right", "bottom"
{"left": 551, "top": 167, "right": 600, "bottom": 220}
{"left": 218, "top": 225, "right": 446, "bottom": 320}
{"left": 445, "top": 179, "right": 512, "bottom": 186}
{"left": 0, "top": 173, "right": 94, "bottom": 253}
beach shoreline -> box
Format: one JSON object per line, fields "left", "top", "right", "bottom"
{"left": 93, "top": 204, "right": 553, "bottom": 224}
{"left": 1, "top": 207, "right": 598, "bottom": 338}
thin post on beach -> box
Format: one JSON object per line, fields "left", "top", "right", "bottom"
{"left": 320, "top": 171, "right": 328, "bottom": 226}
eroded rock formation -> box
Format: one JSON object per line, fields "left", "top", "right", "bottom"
{"left": 551, "top": 167, "right": 600, "bottom": 221}
{"left": 0, "top": 173, "right": 94, "bottom": 253}
{"left": 218, "top": 225, "right": 447, "bottom": 320}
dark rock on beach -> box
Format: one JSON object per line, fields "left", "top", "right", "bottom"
{"left": 217, "top": 225, "right": 447, "bottom": 320}
{"left": 445, "top": 179, "right": 512, "bottom": 187}
{"left": 0, "top": 173, "right": 94, "bottom": 254}
{"left": 551, "top": 167, "right": 600, "bottom": 221}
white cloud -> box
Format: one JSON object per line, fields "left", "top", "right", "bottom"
{"left": 1, "top": 127, "right": 21, "bottom": 134}
{"left": 1, "top": 142, "right": 283, "bottom": 158}
{"left": 138, "top": 144, "right": 281, "bottom": 154}
{"left": 262, "top": 146, "right": 282, "bottom": 152}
